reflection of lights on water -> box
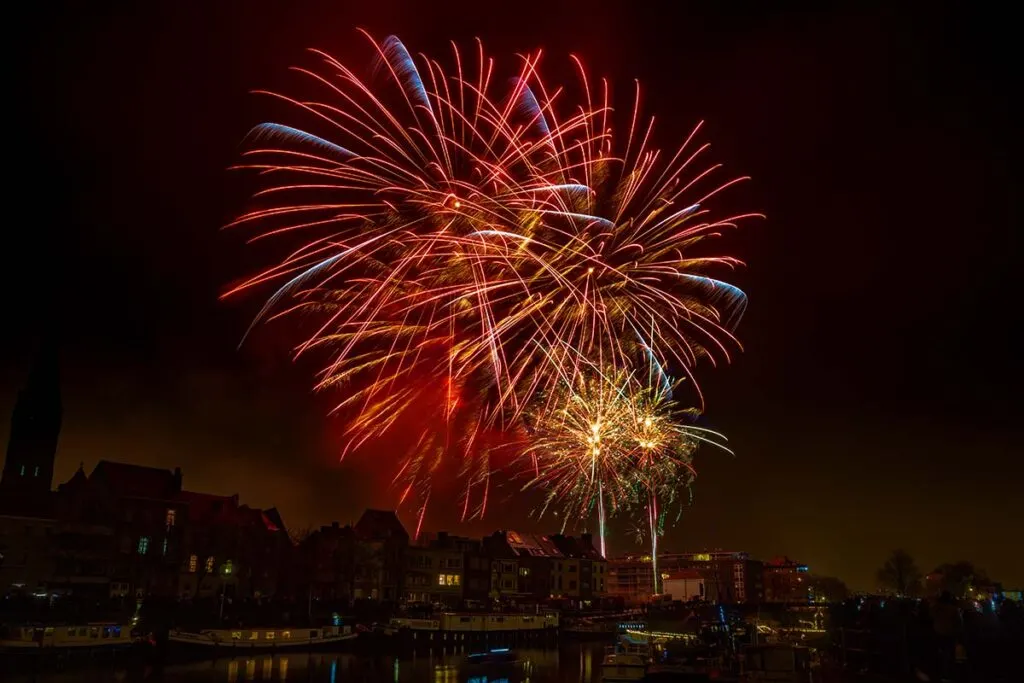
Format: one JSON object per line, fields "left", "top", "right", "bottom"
{"left": 263, "top": 656, "right": 273, "bottom": 678}
{"left": 245, "top": 659, "right": 256, "bottom": 681}
{"left": 433, "top": 664, "right": 458, "bottom": 683}
{"left": 227, "top": 660, "right": 238, "bottom": 683}
{"left": 330, "top": 659, "right": 337, "bottom": 683}
{"left": 393, "top": 659, "right": 399, "bottom": 683}
{"left": 279, "top": 657, "right": 289, "bottom": 681}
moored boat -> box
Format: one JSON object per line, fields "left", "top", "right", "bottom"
{"left": 600, "top": 637, "right": 650, "bottom": 682}
{"left": 390, "top": 611, "right": 559, "bottom": 634}
{"left": 168, "top": 625, "right": 356, "bottom": 653}
{"left": 0, "top": 623, "right": 133, "bottom": 652}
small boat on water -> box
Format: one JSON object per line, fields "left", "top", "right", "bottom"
{"left": 466, "top": 647, "right": 519, "bottom": 666}
{"left": 168, "top": 625, "right": 356, "bottom": 653}
{"left": 0, "top": 623, "right": 134, "bottom": 652}
{"left": 601, "top": 637, "right": 650, "bottom": 682}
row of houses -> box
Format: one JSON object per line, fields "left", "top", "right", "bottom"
{"left": 1, "top": 458, "right": 608, "bottom": 607}
{"left": 299, "top": 523, "right": 607, "bottom": 607}
{"left": 606, "top": 551, "right": 846, "bottom": 605}
{"left": 0, "top": 346, "right": 613, "bottom": 608}
{"left": 1, "top": 455, "right": 825, "bottom": 608}
{"left": 0, "top": 347, "right": 825, "bottom": 608}
{"left": 0, "top": 460, "right": 293, "bottom": 602}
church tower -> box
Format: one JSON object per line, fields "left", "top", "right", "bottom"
{"left": 1, "top": 338, "right": 62, "bottom": 494}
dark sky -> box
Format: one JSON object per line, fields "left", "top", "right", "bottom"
{"left": 4, "top": 1, "right": 1020, "bottom": 591}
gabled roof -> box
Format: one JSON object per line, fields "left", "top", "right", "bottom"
{"left": 354, "top": 509, "right": 408, "bottom": 541}
{"left": 58, "top": 464, "right": 88, "bottom": 493}
{"left": 90, "top": 460, "right": 181, "bottom": 499}
{"left": 549, "top": 534, "right": 604, "bottom": 560}
{"left": 263, "top": 507, "right": 285, "bottom": 532}
{"left": 505, "top": 530, "right": 564, "bottom": 558}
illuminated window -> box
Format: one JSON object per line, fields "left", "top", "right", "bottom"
{"left": 453, "top": 575, "right": 460, "bottom": 586}
{"left": 519, "top": 568, "right": 530, "bottom": 577}
{"left": 19, "top": 465, "right": 25, "bottom": 476}
{"left": 438, "top": 574, "right": 446, "bottom": 586}
{"left": 205, "top": 556, "right": 214, "bottom": 572}
{"left": 281, "top": 631, "right": 291, "bottom": 639}
{"left": 34, "top": 466, "right": 40, "bottom": 477}
{"left": 137, "top": 536, "right": 150, "bottom": 554}
{"left": 265, "top": 631, "right": 275, "bottom": 640}
{"left": 165, "top": 509, "right": 176, "bottom": 529}
{"left": 223, "top": 560, "right": 233, "bottom": 575}
{"left": 162, "top": 538, "right": 168, "bottom": 555}
{"left": 231, "top": 631, "right": 242, "bottom": 640}
{"left": 188, "top": 554, "right": 197, "bottom": 573}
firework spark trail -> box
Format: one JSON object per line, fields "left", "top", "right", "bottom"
{"left": 226, "top": 33, "right": 755, "bottom": 522}
{"left": 521, "top": 361, "right": 732, "bottom": 556}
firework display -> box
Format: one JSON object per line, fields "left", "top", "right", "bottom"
{"left": 227, "top": 32, "right": 755, "bottom": 561}
{"left": 522, "top": 363, "right": 730, "bottom": 588}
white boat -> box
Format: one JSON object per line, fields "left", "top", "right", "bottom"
{"left": 390, "top": 611, "right": 559, "bottom": 633}
{"left": 169, "top": 625, "right": 356, "bottom": 652}
{"left": 0, "top": 623, "right": 133, "bottom": 651}
{"left": 600, "top": 639, "right": 650, "bottom": 681}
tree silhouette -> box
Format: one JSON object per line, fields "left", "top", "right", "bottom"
{"left": 932, "top": 561, "right": 988, "bottom": 598}
{"left": 877, "top": 549, "right": 922, "bottom": 596}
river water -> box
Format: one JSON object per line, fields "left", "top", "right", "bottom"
{"left": 8, "top": 642, "right": 610, "bottom": 683}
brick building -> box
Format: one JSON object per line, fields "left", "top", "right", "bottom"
{"left": 763, "top": 556, "right": 809, "bottom": 603}
{"left": 609, "top": 551, "right": 764, "bottom": 604}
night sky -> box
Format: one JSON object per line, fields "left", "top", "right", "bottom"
{"left": 4, "top": 1, "right": 1020, "bottom": 591}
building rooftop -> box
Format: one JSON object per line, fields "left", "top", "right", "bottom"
{"left": 355, "top": 509, "right": 409, "bottom": 541}
{"left": 89, "top": 460, "right": 182, "bottom": 499}
{"left": 504, "top": 531, "right": 564, "bottom": 558}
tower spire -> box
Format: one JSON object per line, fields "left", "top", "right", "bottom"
{"left": 1, "top": 333, "right": 62, "bottom": 494}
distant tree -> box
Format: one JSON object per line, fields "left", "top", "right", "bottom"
{"left": 877, "top": 549, "right": 922, "bottom": 596}
{"left": 932, "top": 561, "right": 989, "bottom": 599}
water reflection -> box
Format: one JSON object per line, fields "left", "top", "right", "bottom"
{"left": 3, "top": 643, "right": 609, "bottom": 683}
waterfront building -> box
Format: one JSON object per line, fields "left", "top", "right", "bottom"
{"left": 763, "top": 556, "right": 810, "bottom": 603}
{"left": 608, "top": 551, "right": 764, "bottom": 604}
{"left": 549, "top": 533, "right": 607, "bottom": 604}
{"left": 352, "top": 509, "right": 408, "bottom": 601}
{"left": 405, "top": 532, "right": 489, "bottom": 607}
{"left": 662, "top": 569, "right": 706, "bottom": 601}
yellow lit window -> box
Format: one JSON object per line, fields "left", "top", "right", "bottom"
{"left": 165, "top": 509, "right": 176, "bottom": 529}
{"left": 205, "top": 556, "right": 214, "bottom": 572}
{"left": 265, "top": 631, "right": 275, "bottom": 640}
{"left": 437, "top": 574, "right": 445, "bottom": 586}
{"left": 223, "top": 560, "right": 233, "bottom": 575}
{"left": 188, "top": 554, "right": 197, "bottom": 573}
{"left": 453, "top": 575, "right": 460, "bottom": 586}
